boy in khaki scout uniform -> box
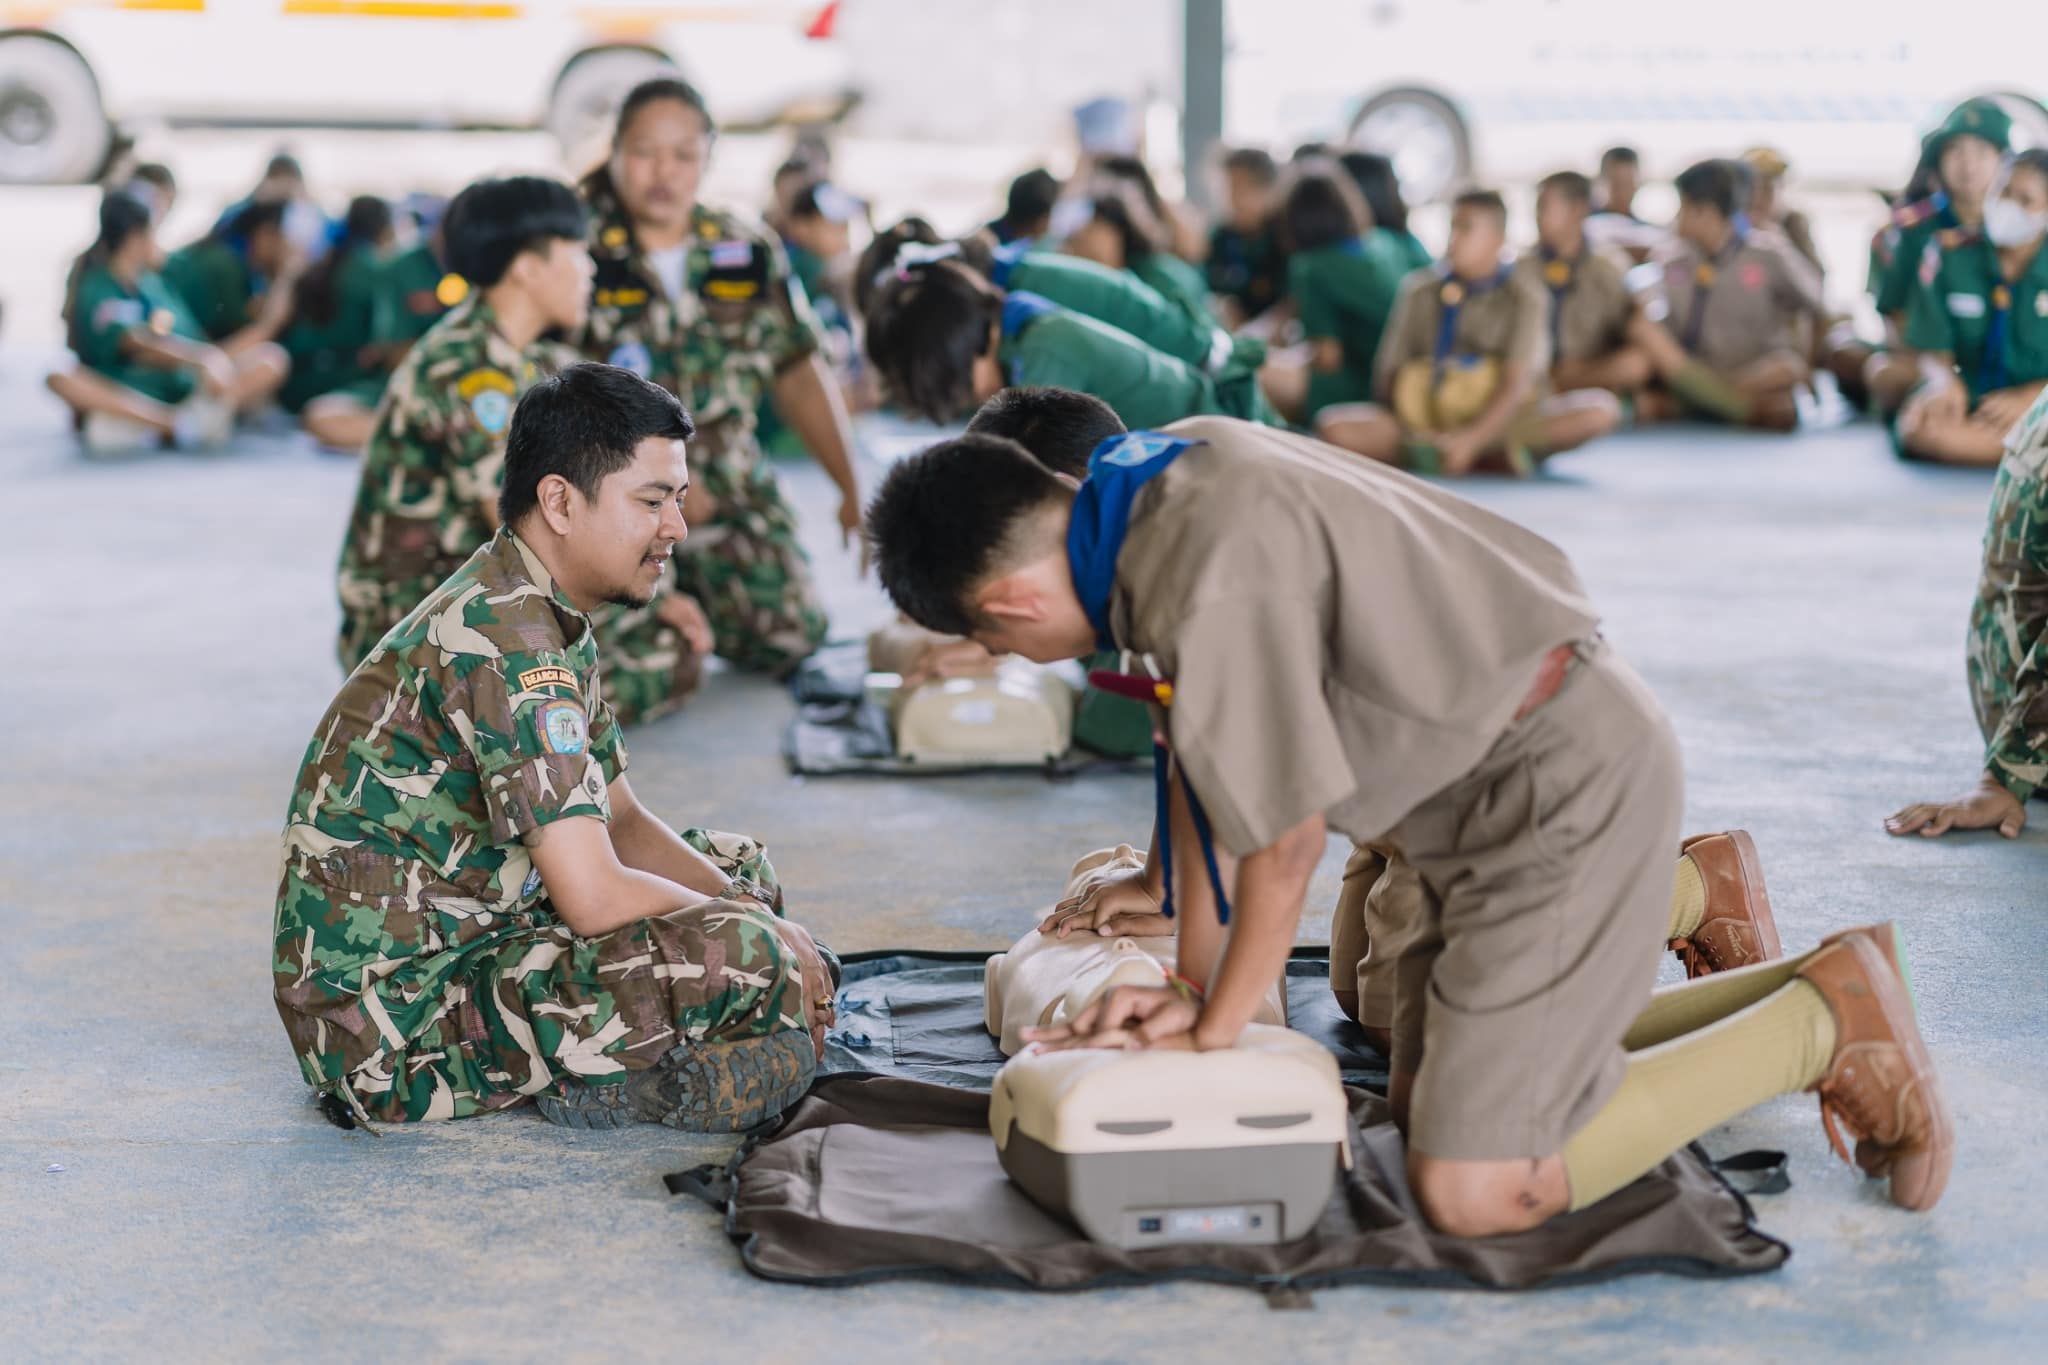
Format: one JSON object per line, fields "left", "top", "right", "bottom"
{"left": 1630, "top": 159, "right": 1827, "bottom": 431}
{"left": 1318, "top": 190, "right": 1619, "bottom": 476}
{"left": 869, "top": 410, "right": 1952, "bottom": 1235}
{"left": 1514, "top": 171, "right": 1649, "bottom": 402}
{"left": 1894, "top": 149, "right": 2048, "bottom": 467}
{"left": 577, "top": 77, "right": 862, "bottom": 691}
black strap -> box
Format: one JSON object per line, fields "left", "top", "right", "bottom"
{"left": 664, "top": 1163, "right": 733, "bottom": 1209}
{"left": 1712, "top": 1149, "right": 1791, "bottom": 1196}
{"left": 1262, "top": 1285, "right": 1316, "bottom": 1311}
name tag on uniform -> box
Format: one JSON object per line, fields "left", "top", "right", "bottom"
{"left": 699, "top": 239, "right": 768, "bottom": 303}
{"left": 1947, "top": 293, "right": 1988, "bottom": 318}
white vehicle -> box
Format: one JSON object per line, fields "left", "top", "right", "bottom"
{"left": 1225, "top": 0, "right": 2048, "bottom": 201}
{"left": 0, "top": 0, "right": 857, "bottom": 184}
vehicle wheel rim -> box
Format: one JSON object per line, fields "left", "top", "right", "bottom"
{"left": 0, "top": 90, "right": 55, "bottom": 150}
{"left": 1353, "top": 103, "right": 1459, "bottom": 204}
{"left": 1991, "top": 95, "right": 2048, "bottom": 154}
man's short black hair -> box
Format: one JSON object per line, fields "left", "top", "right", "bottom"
{"left": 1451, "top": 188, "right": 1508, "bottom": 227}
{"left": 866, "top": 434, "right": 1072, "bottom": 637}
{"left": 443, "top": 175, "right": 588, "bottom": 289}
{"left": 1222, "top": 147, "right": 1277, "bottom": 185}
{"left": 1002, "top": 168, "right": 1060, "bottom": 225}
{"left": 863, "top": 260, "right": 1002, "bottom": 423}
{"left": 1537, "top": 170, "right": 1593, "bottom": 206}
{"left": 965, "top": 386, "right": 1127, "bottom": 479}
{"left": 1600, "top": 146, "right": 1640, "bottom": 169}
{"left": 1674, "top": 160, "right": 1740, "bottom": 219}
{"left": 499, "top": 363, "right": 695, "bottom": 527}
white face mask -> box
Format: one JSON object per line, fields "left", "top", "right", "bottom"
{"left": 1984, "top": 195, "right": 2048, "bottom": 248}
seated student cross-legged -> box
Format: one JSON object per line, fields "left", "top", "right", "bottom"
{"left": 1516, "top": 171, "right": 1652, "bottom": 404}
{"left": 865, "top": 408, "right": 1952, "bottom": 1235}
{"left": 1317, "top": 189, "right": 1620, "bottom": 476}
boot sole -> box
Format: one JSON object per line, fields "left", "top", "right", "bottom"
{"left": 536, "top": 1031, "right": 817, "bottom": 1134}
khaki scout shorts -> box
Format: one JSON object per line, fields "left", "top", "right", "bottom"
{"left": 1329, "top": 639, "right": 1683, "bottom": 1162}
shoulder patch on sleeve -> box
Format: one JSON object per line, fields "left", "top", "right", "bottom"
{"left": 457, "top": 367, "right": 517, "bottom": 434}
{"left": 538, "top": 700, "right": 589, "bottom": 755}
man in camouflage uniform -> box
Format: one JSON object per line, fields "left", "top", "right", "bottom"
{"left": 335, "top": 175, "right": 713, "bottom": 726}
{"left": 1889, "top": 387, "right": 2048, "bottom": 839}
{"left": 278, "top": 363, "right": 832, "bottom": 1127}
{"left": 580, "top": 183, "right": 859, "bottom": 681}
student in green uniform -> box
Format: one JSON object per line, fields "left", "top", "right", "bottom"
{"left": 1283, "top": 162, "right": 1409, "bottom": 433}
{"left": 863, "top": 256, "right": 1278, "bottom": 430}
{"left": 988, "top": 167, "right": 1060, "bottom": 246}
{"left": 162, "top": 199, "right": 302, "bottom": 359}
{"left": 1063, "top": 167, "right": 1216, "bottom": 324}
{"left": 280, "top": 195, "right": 398, "bottom": 452}
{"left": 1895, "top": 150, "right": 2048, "bottom": 466}
{"left": 47, "top": 191, "right": 288, "bottom": 454}
{"left": 365, "top": 195, "right": 457, "bottom": 367}
{"left": 1205, "top": 147, "right": 1284, "bottom": 328}
{"left": 1319, "top": 190, "right": 1619, "bottom": 475}
{"left": 1865, "top": 102, "right": 2011, "bottom": 415}
{"left": 1338, "top": 150, "right": 1432, "bottom": 273}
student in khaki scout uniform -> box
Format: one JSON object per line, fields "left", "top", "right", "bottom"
{"left": 161, "top": 199, "right": 303, "bottom": 358}
{"left": 1317, "top": 190, "right": 1619, "bottom": 476}
{"left": 576, "top": 77, "right": 859, "bottom": 688}
{"left": 1893, "top": 151, "right": 2048, "bottom": 467}
{"left": 867, "top": 412, "right": 1954, "bottom": 1235}
{"left": 1205, "top": 147, "right": 1286, "bottom": 330}
{"left": 1889, "top": 388, "right": 2048, "bottom": 838}
{"left": 1281, "top": 162, "right": 1411, "bottom": 433}
{"left": 1516, "top": 171, "right": 1649, "bottom": 401}
{"left": 47, "top": 190, "right": 288, "bottom": 455}
{"left": 278, "top": 364, "right": 833, "bottom": 1130}
{"left": 279, "top": 195, "right": 399, "bottom": 453}
{"left": 334, "top": 176, "right": 594, "bottom": 671}
{"left": 1628, "top": 159, "right": 1827, "bottom": 432}
{"left": 863, "top": 256, "right": 1279, "bottom": 432}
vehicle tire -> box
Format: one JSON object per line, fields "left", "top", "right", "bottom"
{"left": 548, "top": 47, "right": 680, "bottom": 167}
{"left": 0, "top": 38, "right": 111, "bottom": 185}
{"left": 1985, "top": 92, "right": 2048, "bottom": 156}
{"left": 1346, "top": 86, "right": 1470, "bottom": 206}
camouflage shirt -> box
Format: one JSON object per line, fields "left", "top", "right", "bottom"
{"left": 275, "top": 529, "right": 627, "bottom": 1111}
{"left": 578, "top": 190, "right": 822, "bottom": 490}
{"left": 335, "top": 296, "right": 575, "bottom": 667}
{"left": 1971, "top": 390, "right": 2048, "bottom": 802}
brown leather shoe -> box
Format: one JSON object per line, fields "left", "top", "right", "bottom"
{"left": 1671, "top": 830, "right": 1783, "bottom": 978}
{"left": 1817, "top": 921, "right": 1919, "bottom": 1178}
{"left": 1796, "top": 929, "right": 1953, "bottom": 1210}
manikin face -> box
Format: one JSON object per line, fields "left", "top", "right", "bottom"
{"left": 1446, "top": 205, "right": 1504, "bottom": 278}
{"left": 554, "top": 436, "right": 692, "bottom": 610}
{"left": 609, "top": 99, "right": 712, "bottom": 233}
{"left": 1940, "top": 134, "right": 2004, "bottom": 208}
{"left": 1534, "top": 188, "right": 1587, "bottom": 251}
{"left": 512, "top": 237, "right": 596, "bottom": 334}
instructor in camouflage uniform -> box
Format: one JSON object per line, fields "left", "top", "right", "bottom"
{"left": 1888, "top": 387, "right": 2048, "bottom": 838}
{"left": 577, "top": 77, "right": 861, "bottom": 682}
{"left": 278, "top": 363, "right": 833, "bottom": 1128}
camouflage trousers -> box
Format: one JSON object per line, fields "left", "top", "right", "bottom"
{"left": 332, "top": 829, "right": 817, "bottom": 1123}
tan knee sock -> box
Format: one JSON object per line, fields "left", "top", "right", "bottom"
{"left": 1563, "top": 979, "right": 1837, "bottom": 1209}
{"left": 1668, "top": 854, "right": 1707, "bottom": 940}
{"left": 1624, "top": 950, "right": 1812, "bottom": 1051}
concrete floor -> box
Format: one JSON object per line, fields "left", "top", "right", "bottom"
{"left": 4, "top": 356, "right": 2045, "bottom": 1363}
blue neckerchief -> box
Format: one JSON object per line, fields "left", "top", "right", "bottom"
{"left": 989, "top": 238, "right": 1031, "bottom": 288}
{"left": 1432, "top": 262, "right": 1513, "bottom": 373}
{"left": 1067, "top": 431, "right": 1232, "bottom": 924}
{"left": 1001, "top": 289, "right": 1059, "bottom": 340}
{"left": 1732, "top": 212, "right": 1754, "bottom": 238}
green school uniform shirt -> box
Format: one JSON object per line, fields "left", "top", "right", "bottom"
{"left": 71, "top": 263, "right": 205, "bottom": 404}
{"left": 161, "top": 237, "right": 258, "bottom": 342}
{"left": 1904, "top": 236, "right": 2048, "bottom": 402}
{"left": 280, "top": 244, "right": 387, "bottom": 412}
{"left": 994, "top": 243, "right": 1261, "bottom": 375}
{"left": 1129, "top": 250, "right": 1217, "bottom": 324}
{"left": 371, "top": 242, "right": 454, "bottom": 351}
{"left": 997, "top": 294, "right": 1276, "bottom": 430}
{"left": 1292, "top": 231, "right": 1410, "bottom": 420}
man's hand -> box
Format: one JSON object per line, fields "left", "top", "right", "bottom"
{"left": 769, "top": 916, "right": 835, "bottom": 1061}
{"left": 902, "top": 637, "right": 1000, "bottom": 689}
{"left": 1886, "top": 771, "right": 2027, "bottom": 839}
{"left": 653, "top": 592, "right": 714, "bottom": 656}
{"left": 1021, "top": 984, "right": 1203, "bottom": 1051}
{"left": 1038, "top": 863, "right": 1168, "bottom": 938}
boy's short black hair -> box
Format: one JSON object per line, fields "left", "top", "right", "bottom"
{"left": 1222, "top": 147, "right": 1278, "bottom": 185}
{"left": 1002, "top": 168, "right": 1060, "bottom": 226}
{"left": 1451, "top": 188, "right": 1508, "bottom": 228}
{"left": 1600, "top": 146, "right": 1640, "bottom": 169}
{"left": 443, "top": 175, "right": 588, "bottom": 289}
{"left": 866, "top": 433, "right": 1073, "bottom": 637}
{"left": 1537, "top": 170, "right": 1593, "bottom": 206}
{"left": 1674, "top": 160, "right": 1740, "bottom": 218}
{"left": 499, "top": 363, "right": 695, "bottom": 528}
{"left": 863, "top": 260, "right": 1002, "bottom": 423}
{"left": 1283, "top": 164, "right": 1369, "bottom": 251}
{"left": 965, "top": 386, "right": 1127, "bottom": 479}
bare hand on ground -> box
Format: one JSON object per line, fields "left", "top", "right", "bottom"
{"left": 1885, "top": 773, "right": 2027, "bottom": 838}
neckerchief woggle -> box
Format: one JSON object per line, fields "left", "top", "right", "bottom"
{"left": 1068, "top": 431, "right": 1233, "bottom": 925}
{"left": 1433, "top": 262, "right": 1513, "bottom": 378}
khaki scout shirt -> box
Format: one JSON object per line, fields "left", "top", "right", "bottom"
{"left": 1373, "top": 263, "right": 1552, "bottom": 399}
{"left": 1107, "top": 417, "right": 1601, "bottom": 854}
{"left": 1510, "top": 246, "right": 1635, "bottom": 365}
{"left": 1655, "top": 230, "right": 1823, "bottom": 374}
